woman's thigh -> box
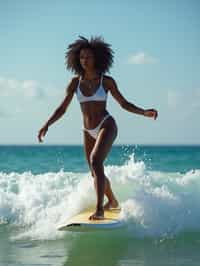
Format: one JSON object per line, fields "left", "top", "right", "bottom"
{"left": 90, "top": 116, "right": 118, "bottom": 164}
{"left": 83, "top": 130, "right": 96, "bottom": 172}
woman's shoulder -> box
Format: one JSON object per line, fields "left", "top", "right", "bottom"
{"left": 66, "top": 76, "right": 79, "bottom": 94}
{"left": 70, "top": 75, "right": 80, "bottom": 87}
{"left": 103, "top": 75, "right": 116, "bottom": 88}
{"left": 103, "top": 74, "right": 115, "bottom": 83}
{"left": 71, "top": 75, "right": 80, "bottom": 82}
{"left": 103, "top": 74, "right": 112, "bottom": 80}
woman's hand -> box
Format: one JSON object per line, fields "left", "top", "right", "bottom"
{"left": 144, "top": 109, "right": 158, "bottom": 120}
{"left": 38, "top": 124, "right": 48, "bottom": 143}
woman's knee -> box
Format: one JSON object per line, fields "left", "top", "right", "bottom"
{"left": 89, "top": 152, "right": 103, "bottom": 171}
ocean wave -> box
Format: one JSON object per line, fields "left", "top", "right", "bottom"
{"left": 0, "top": 154, "right": 200, "bottom": 240}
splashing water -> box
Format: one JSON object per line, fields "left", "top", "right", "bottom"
{"left": 0, "top": 154, "right": 200, "bottom": 240}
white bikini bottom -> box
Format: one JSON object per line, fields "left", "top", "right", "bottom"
{"left": 84, "top": 114, "right": 111, "bottom": 140}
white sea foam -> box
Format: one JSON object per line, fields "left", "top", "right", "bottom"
{"left": 0, "top": 155, "right": 200, "bottom": 240}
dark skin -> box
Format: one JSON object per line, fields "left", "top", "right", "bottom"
{"left": 38, "top": 48, "right": 158, "bottom": 220}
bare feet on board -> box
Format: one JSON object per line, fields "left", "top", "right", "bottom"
{"left": 89, "top": 209, "right": 104, "bottom": 220}
{"left": 103, "top": 199, "right": 120, "bottom": 210}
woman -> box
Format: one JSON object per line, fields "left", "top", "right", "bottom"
{"left": 38, "top": 36, "right": 158, "bottom": 220}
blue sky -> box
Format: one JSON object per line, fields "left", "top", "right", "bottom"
{"left": 0, "top": 0, "right": 199, "bottom": 144}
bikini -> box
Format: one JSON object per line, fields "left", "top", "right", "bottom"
{"left": 76, "top": 74, "right": 111, "bottom": 139}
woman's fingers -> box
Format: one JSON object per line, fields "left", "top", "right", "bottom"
{"left": 38, "top": 129, "right": 43, "bottom": 142}
{"left": 153, "top": 110, "right": 158, "bottom": 120}
{"left": 144, "top": 109, "right": 158, "bottom": 120}
{"left": 38, "top": 126, "right": 48, "bottom": 142}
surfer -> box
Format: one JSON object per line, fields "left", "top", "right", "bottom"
{"left": 38, "top": 36, "right": 158, "bottom": 220}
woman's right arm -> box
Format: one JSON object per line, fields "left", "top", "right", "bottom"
{"left": 38, "top": 77, "right": 78, "bottom": 142}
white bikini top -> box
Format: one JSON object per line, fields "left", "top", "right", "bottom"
{"left": 76, "top": 74, "right": 107, "bottom": 103}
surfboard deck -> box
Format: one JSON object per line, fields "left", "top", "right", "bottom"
{"left": 57, "top": 208, "right": 123, "bottom": 232}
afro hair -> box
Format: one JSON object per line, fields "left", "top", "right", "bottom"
{"left": 65, "top": 35, "right": 114, "bottom": 75}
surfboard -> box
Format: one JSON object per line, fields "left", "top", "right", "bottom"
{"left": 57, "top": 208, "right": 123, "bottom": 232}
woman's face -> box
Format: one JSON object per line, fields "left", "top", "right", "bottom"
{"left": 79, "top": 48, "right": 95, "bottom": 71}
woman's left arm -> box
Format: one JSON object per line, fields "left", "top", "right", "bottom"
{"left": 108, "top": 77, "right": 158, "bottom": 120}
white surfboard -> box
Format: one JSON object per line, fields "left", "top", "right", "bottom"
{"left": 57, "top": 208, "right": 124, "bottom": 232}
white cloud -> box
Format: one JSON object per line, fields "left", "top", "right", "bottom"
{"left": 0, "top": 76, "right": 65, "bottom": 118}
{"left": 0, "top": 77, "right": 46, "bottom": 98}
{"left": 128, "top": 52, "right": 159, "bottom": 65}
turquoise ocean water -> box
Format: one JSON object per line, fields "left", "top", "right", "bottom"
{"left": 0, "top": 145, "right": 200, "bottom": 266}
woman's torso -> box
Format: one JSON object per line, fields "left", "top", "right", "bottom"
{"left": 75, "top": 74, "right": 110, "bottom": 129}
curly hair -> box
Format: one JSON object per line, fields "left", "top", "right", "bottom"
{"left": 65, "top": 35, "right": 114, "bottom": 75}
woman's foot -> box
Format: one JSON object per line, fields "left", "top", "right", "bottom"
{"left": 89, "top": 209, "right": 104, "bottom": 220}
{"left": 104, "top": 199, "right": 120, "bottom": 210}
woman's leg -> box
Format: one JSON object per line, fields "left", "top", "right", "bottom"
{"left": 89, "top": 116, "right": 118, "bottom": 220}
{"left": 83, "top": 129, "right": 118, "bottom": 206}
{"left": 103, "top": 177, "right": 119, "bottom": 210}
